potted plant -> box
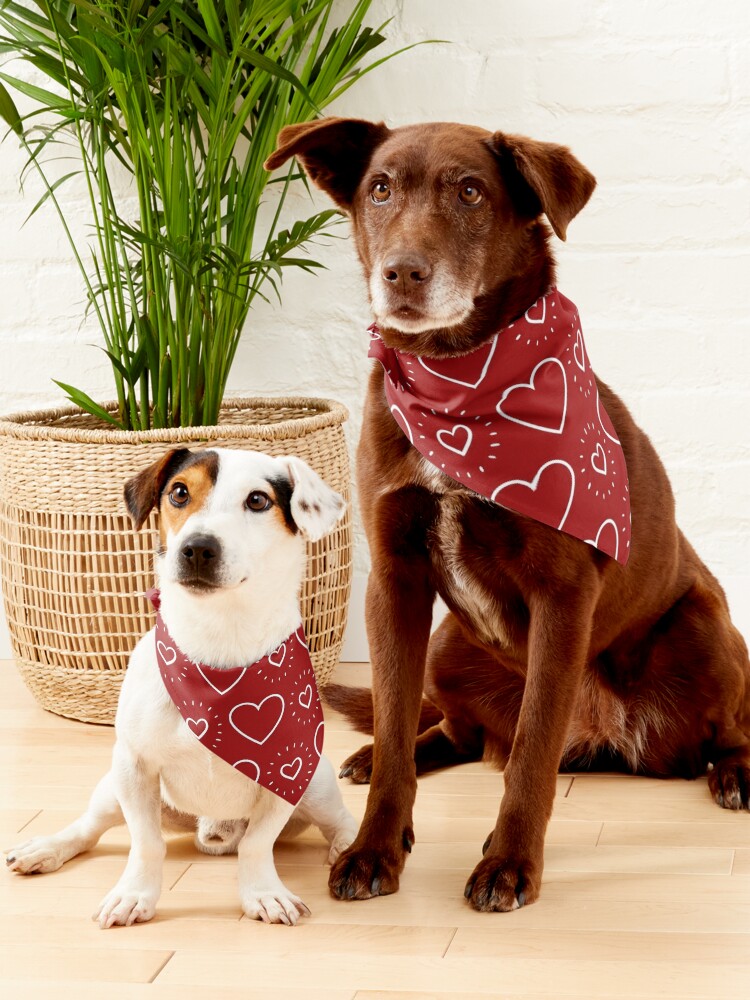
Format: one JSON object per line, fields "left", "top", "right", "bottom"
{"left": 0, "top": 0, "right": 411, "bottom": 722}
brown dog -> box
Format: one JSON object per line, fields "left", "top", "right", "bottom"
{"left": 266, "top": 118, "right": 750, "bottom": 912}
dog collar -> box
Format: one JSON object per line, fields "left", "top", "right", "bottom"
{"left": 147, "top": 590, "right": 323, "bottom": 805}
{"left": 369, "top": 289, "right": 631, "bottom": 564}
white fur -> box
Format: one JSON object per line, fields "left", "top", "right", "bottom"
{"left": 369, "top": 267, "right": 475, "bottom": 334}
{"left": 5, "top": 449, "right": 356, "bottom": 926}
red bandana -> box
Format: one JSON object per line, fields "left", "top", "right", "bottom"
{"left": 148, "top": 591, "right": 324, "bottom": 805}
{"left": 369, "top": 289, "right": 631, "bottom": 564}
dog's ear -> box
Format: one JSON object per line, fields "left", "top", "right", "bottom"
{"left": 278, "top": 456, "right": 346, "bottom": 542}
{"left": 265, "top": 116, "right": 391, "bottom": 210}
{"left": 486, "top": 132, "right": 596, "bottom": 241}
{"left": 124, "top": 448, "right": 192, "bottom": 530}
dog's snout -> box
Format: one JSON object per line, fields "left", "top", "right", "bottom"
{"left": 180, "top": 534, "right": 221, "bottom": 569}
{"left": 382, "top": 254, "right": 432, "bottom": 286}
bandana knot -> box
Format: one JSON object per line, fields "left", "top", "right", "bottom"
{"left": 368, "top": 289, "right": 631, "bottom": 564}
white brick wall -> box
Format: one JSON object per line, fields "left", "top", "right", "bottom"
{"left": 1, "top": 0, "right": 748, "bottom": 658}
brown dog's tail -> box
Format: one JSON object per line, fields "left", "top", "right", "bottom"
{"left": 323, "top": 683, "right": 443, "bottom": 735}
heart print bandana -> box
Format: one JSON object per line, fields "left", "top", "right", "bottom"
{"left": 369, "top": 289, "right": 631, "bottom": 564}
{"left": 148, "top": 591, "right": 323, "bottom": 805}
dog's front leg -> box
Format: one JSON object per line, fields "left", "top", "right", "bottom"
{"left": 95, "top": 741, "right": 165, "bottom": 928}
{"left": 464, "top": 583, "right": 598, "bottom": 912}
{"left": 329, "top": 499, "right": 435, "bottom": 900}
{"left": 237, "top": 790, "right": 308, "bottom": 925}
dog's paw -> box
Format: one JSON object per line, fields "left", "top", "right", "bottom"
{"left": 326, "top": 815, "right": 359, "bottom": 865}
{"left": 708, "top": 756, "right": 750, "bottom": 810}
{"left": 94, "top": 884, "right": 159, "bottom": 928}
{"left": 5, "top": 836, "right": 66, "bottom": 875}
{"left": 338, "top": 744, "right": 374, "bottom": 784}
{"left": 195, "top": 817, "right": 247, "bottom": 855}
{"left": 241, "top": 884, "right": 310, "bottom": 925}
{"left": 463, "top": 853, "right": 541, "bottom": 912}
{"left": 328, "top": 836, "right": 410, "bottom": 900}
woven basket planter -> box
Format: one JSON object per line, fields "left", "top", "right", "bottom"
{"left": 0, "top": 397, "right": 352, "bottom": 724}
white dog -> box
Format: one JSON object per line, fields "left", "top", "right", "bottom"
{"left": 6, "top": 447, "right": 358, "bottom": 927}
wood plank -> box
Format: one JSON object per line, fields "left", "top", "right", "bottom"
{"left": 448, "top": 927, "right": 750, "bottom": 963}
{"left": 733, "top": 849, "right": 750, "bottom": 875}
{"left": 156, "top": 951, "right": 750, "bottom": 995}
{"left": 600, "top": 820, "right": 750, "bottom": 849}
{"left": 403, "top": 841, "right": 732, "bottom": 875}
{"left": 563, "top": 775, "right": 728, "bottom": 821}
{"left": 0, "top": 943, "right": 172, "bottom": 984}
{"left": 2, "top": 854, "right": 191, "bottom": 891}
{"left": 354, "top": 994, "right": 724, "bottom": 1000}
{"left": 0, "top": 914, "right": 453, "bottom": 957}
{"left": 5, "top": 984, "right": 353, "bottom": 1000}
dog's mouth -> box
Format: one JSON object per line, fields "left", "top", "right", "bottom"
{"left": 176, "top": 575, "right": 249, "bottom": 594}
{"left": 178, "top": 577, "right": 222, "bottom": 594}
{"left": 380, "top": 305, "right": 472, "bottom": 335}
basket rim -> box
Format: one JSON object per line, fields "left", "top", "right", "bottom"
{"left": 0, "top": 396, "right": 349, "bottom": 444}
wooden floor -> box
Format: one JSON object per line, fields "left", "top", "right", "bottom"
{"left": 2, "top": 660, "right": 750, "bottom": 1000}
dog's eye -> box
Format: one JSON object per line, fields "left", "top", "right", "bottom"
{"left": 246, "top": 491, "right": 272, "bottom": 512}
{"left": 370, "top": 181, "right": 391, "bottom": 204}
{"left": 458, "top": 185, "right": 483, "bottom": 206}
{"left": 169, "top": 482, "right": 190, "bottom": 507}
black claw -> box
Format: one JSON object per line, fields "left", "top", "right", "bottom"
{"left": 345, "top": 882, "right": 356, "bottom": 899}
{"left": 403, "top": 830, "right": 414, "bottom": 853}
{"left": 464, "top": 880, "right": 474, "bottom": 900}
{"left": 481, "top": 834, "right": 492, "bottom": 855}
{"left": 517, "top": 891, "right": 526, "bottom": 908}
{"left": 339, "top": 766, "right": 353, "bottom": 778}
{"left": 6, "top": 856, "right": 15, "bottom": 865}
{"left": 371, "top": 876, "right": 381, "bottom": 895}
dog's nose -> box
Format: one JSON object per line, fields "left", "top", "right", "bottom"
{"left": 382, "top": 254, "right": 432, "bottom": 286}
{"left": 180, "top": 534, "right": 220, "bottom": 569}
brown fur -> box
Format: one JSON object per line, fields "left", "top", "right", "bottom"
{"left": 124, "top": 449, "right": 218, "bottom": 541}
{"left": 267, "top": 119, "right": 750, "bottom": 912}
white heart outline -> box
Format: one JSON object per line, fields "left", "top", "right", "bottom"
{"left": 389, "top": 404, "right": 414, "bottom": 443}
{"left": 573, "top": 328, "right": 586, "bottom": 371}
{"left": 280, "top": 757, "right": 303, "bottom": 781}
{"left": 417, "top": 334, "right": 498, "bottom": 389}
{"left": 298, "top": 684, "right": 313, "bottom": 710}
{"left": 585, "top": 518, "right": 619, "bottom": 562}
{"left": 314, "top": 721, "right": 324, "bottom": 757}
{"left": 157, "top": 640, "right": 177, "bottom": 666}
{"left": 197, "top": 665, "right": 247, "bottom": 697}
{"left": 591, "top": 442, "right": 607, "bottom": 476}
{"left": 232, "top": 758, "right": 260, "bottom": 781}
{"left": 496, "top": 357, "right": 568, "bottom": 435}
{"left": 268, "top": 643, "right": 286, "bottom": 668}
{"left": 596, "top": 392, "right": 621, "bottom": 445}
{"left": 229, "top": 694, "right": 285, "bottom": 746}
{"left": 525, "top": 295, "right": 547, "bottom": 325}
{"left": 491, "top": 459, "right": 576, "bottom": 530}
{"left": 436, "top": 423, "right": 473, "bottom": 457}
{"left": 185, "top": 717, "right": 208, "bottom": 740}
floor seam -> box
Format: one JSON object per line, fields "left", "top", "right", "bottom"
{"left": 15, "top": 809, "right": 42, "bottom": 834}
{"left": 442, "top": 926, "right": 458, "bottom": 958}
{"left": 168, "top": 863, "right": 192, "bottom": 890}
{"left": 149, "top": 950, "right": 175, "bottom": 984}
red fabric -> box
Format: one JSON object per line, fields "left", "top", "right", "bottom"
{"left": 369, "top": 289, "right": 631, "bottom": 564}
{"left": 148, "top": 590, "right": 323, "bottom": 805}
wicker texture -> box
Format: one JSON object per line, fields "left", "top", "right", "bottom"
{"left": 0, "top": 398, "right": 352, "bottom": 724}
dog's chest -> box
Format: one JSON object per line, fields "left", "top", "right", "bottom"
{"left": 429, "top": 502, "right": 511, "bottom": 649}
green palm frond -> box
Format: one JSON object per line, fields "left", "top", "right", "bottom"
{"left": 0, "top": 0, "right": 433, "bottom": 428}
